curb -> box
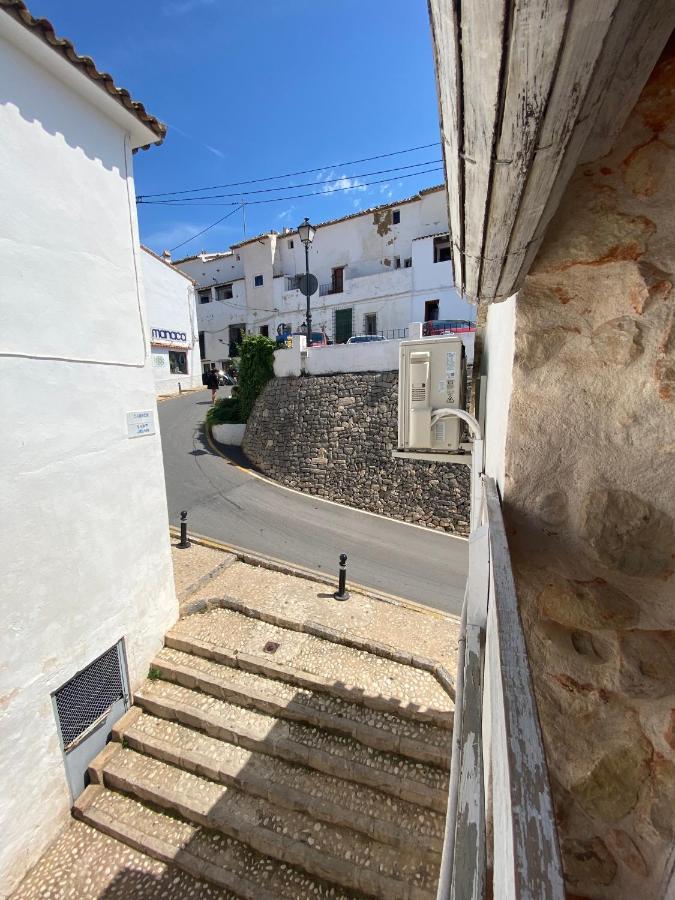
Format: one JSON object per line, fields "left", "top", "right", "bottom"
{"left": 169, "top": 526, "right": 460, "bottom": 623}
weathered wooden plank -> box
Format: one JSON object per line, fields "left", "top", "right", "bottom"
{"left": 461, "top": 0, "right": 507, "bottom": 299}
{"left": 494, "top": 0, "right": 621, "bottom": 299}
{"left": 451, "top": 623, "right": 486, "bottom": 900}
{"left": 479, "top": 0, "right": 570, "bottom": 300}
{"left": 509, "top": 0, "right": 674, "bottom": 293}
{"left": 428, "top": 0, "right": 465, "bottom": 293}
{"left": 466, "top": 523, "right": 489, "bottom": 629}
{"left": 484, "top": 477, "right": 565, "bottom": 900}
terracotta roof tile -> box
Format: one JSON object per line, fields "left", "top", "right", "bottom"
{"left": 1, "top": 0, "right": 166, "bottom": 147}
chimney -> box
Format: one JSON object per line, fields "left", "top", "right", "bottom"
{"left": 162, "top": 249, "right": 171, "bottom": 262}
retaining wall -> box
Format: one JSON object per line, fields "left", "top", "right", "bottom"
{"left": 243, "top": 372, "right": 470, "bottom": 534}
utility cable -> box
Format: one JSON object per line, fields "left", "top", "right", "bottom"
{"left": 137, "top": 141, "right": 441, "bottom": 200}
{"left": 143, "top": 167, "right": 444, "bottom": 209}
{"left": 140, "top": 159, "right": 441, "bottom": 204}
{"left": 170, "top": 204, "right": 242, "bottom": 252}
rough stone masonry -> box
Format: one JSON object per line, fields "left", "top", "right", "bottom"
{"left": 243, "top": 371, "right": 470, "bottom": 535}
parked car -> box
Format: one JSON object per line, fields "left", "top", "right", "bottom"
{"left": 276, "top": 329, "right": 329, "bottom": 348}
{"left": 423, "top": 319, "right": 476, "bottom": 336}
{"left": 216, "top": 370, "right": 235, "bottom": 386}
{"left": 346, "top": 334, "right": 387, "bottom": 344}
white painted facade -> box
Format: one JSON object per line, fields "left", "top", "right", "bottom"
{"left": 174, "top": 187, "right": 476, "bottom": 368}
{"left": 140, "top": 247, "right": 202, "bottom": 395}
{"left": 0, "top": 12, "right": 176, "bottom": 894}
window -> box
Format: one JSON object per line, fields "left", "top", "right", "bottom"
{"left": 198, "top": 331, "right": 205, "bottom": 358}
{"left": 199, "top": 291, "right": 211, "bottom": 304}
{"left": 404, "top": 257, "right": 412, "bottom": 268}
{"left": 424, "top": 299, "right": 440, "bottom": 322}
{"left": 433, "top": 236, "right": 452, "bottom": 263}
{"left": 217, "top": 283, "right": 233, "bottom": 301}
{"left": 254, "top": 274, "right": 264, "bottom": 287}
{"left": 259, "top": 325, "right": 269, "bottom": 337}
{"left": 364, "top": 313, "right": 377, "bottom": 335}
{"left": 169, "top": 351, "right": 188, "bottom": 374}
{"left": 392, "top": 210, "right": 400, "bottom": 225}
{"left": 288, "top": 240, "right": 294, "bottom": 249}
{"left": 394, "top": 256, "right": 401, "bottom": 269}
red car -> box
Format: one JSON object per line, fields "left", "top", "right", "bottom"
{"left": 423, "top": 319, "right": 476, "bottom": 336}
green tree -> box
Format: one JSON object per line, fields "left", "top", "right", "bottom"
{"left": 234, "top": 333, "right": 276, "bottom": 421}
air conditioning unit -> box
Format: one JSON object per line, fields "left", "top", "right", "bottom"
{"left": 398, "top": 334, "right": 466, "bottom": 452}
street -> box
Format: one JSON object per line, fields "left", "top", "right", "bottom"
{"left": 157, "top": 390, "right": 468, "bottom": 614}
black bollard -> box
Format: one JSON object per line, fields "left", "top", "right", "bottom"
{"left": 178, "top": 510, "right": 190, "bottom": 549}
{"left": 333, "top": 553, "right": 350, "bottom": 601}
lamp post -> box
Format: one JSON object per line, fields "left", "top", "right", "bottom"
{"left": 297, "top": 217, "right": 316, "bottom": 346}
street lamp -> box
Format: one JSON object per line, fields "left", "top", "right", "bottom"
{"left": 297, "top": 217, "right": 316, "bottom": 346}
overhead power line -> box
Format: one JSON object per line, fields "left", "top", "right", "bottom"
{"left": 170, "top": 204, "right": 242, "bottom": 252}
{"left": 136, "top": 141, "right": 441, "bottom": 200}
{"left": 139, "top": 159, "right": 441, "bottom": 205}
{"left": 142, "top": 167, "right": 444, "bottom": 209}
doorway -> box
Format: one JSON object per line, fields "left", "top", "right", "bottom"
{"left": 331, "top": 266, "right": 345, "bottom": 294}
{"left": 334, "top": 307, "right": 353, "bottom": 344}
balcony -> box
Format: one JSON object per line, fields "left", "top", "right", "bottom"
{"left": 319, "top": 283, "right": 343, "bottom": 297}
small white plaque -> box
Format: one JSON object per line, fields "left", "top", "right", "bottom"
{"left": 126, "top": 409, "right": 155, "bottom": 439}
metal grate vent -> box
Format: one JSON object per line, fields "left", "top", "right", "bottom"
{"left": 435, "top": 421, "right": 446, "bottom": 442}
{"left": 54, "top": 644, "right": 124, "bottom": 750}
{"left": 411, "top": 387, "right": 427, "bottom": 403}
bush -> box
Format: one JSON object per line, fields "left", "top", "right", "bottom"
{"left": 236, "top": 334, "right": 276, "bottom": 421}
{"left": 206, "top": 396, "right": 244, "bottom": 425}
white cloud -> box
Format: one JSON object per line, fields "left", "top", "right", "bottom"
{"left": 142, "top": 219, "right": 236, "bottom": 254}
{"left": 277, "top": 206, "right": 295, "bottom": 221}
{"left": 321, "top": 171, "right": 368, "bottom": 198}
{"left": 163, "top": 0, "right": 215, "bottom": 15}
{"left": 206, "top": 144, "right": 226, "bottom": 159}
{"left": 352, "top": 199, "right": 362, "bottom": 209}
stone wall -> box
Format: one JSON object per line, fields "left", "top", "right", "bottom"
{"left": 502, "top": 47, "right": 675, "bottom": 899}
{"left": 243, "top": 372, "right": 470, "bottom": 534}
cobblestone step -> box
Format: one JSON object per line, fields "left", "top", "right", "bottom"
{"left": 116, "top": 709, "right": 445, "bottom": 857}
{"left": 166, "top": 608, "right": 453, "bottom": 727}
{"left": 74, "top": 785, "right": 365, "bottom": 900}
{"left": 135, "top": 678, "right": 449, "bottom": 813}
{"left": 97, "top": 747, "right": 440, "bottom": 900}
{"left": 154, "top": 645, "right": 451, "bottom": 769}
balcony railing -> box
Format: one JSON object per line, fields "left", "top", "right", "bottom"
{"left": 436, "top": 475, "right": 564, "bottom": 900}
{"left": 319, "top": 282, "right": 343, "bottom": 296}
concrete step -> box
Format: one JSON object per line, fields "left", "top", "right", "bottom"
{"left": 166, "top": 608, "right": 453, "bottom": 727}
{"left": 74, "top": 784, "right": 365, "bottom": 900}
{"left": 153, "top": 645, "right": 451, "bottom": 769}
{"left": 116, "top": 709, "right": 445, "bottom": 857}
{"left": 97, "top": 747, "right": 440, "bottom": 900}
{"left": 135, "top": 678, "right": 449, "bottom": 813}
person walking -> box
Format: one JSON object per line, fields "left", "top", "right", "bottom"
{"left": 206, "top": 368, "right": 219, "bottom": 404}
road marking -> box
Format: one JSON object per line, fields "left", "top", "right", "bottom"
{"left": 204, "top": 425, "right": 470, "bottom": 542}
{"left": 169, "top": 527, "right": 459, "bottom": 622}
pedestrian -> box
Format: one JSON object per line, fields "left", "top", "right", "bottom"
{"left": 206, "top": 368, "right": 219, "bottom": 404}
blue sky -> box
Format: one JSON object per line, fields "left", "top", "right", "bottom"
{"left": 28, "top": 1, "right": 443, "bottom": 257}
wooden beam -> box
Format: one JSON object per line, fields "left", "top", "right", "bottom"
{"left": 484, "top": 477, "right": 565, "bottom": 899}
{"left": 494, "top": 0, "right": 621, "bottom": 299}
{"left": 451, "top": 623, "right": 486, "bottom": 900}
{"left": 428, "top": 0, "right": 465, "bottom": 294}
{"left": 461, "top": 0, "right": 507, "bottom": 300}
{"left": 479, "top": 0, "right": 570, "bottom": 300}
{"left": 506, "top": 0, "right": 674, "bottom": 296}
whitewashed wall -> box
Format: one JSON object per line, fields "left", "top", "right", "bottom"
{"left": 480, "top": 296, "right": 517, "bottom": 494}
{"left": 141, "top": 248, "right": 202, "bottom": 395}
{"left": 177, "top": 188, "right": 476, "bottom": 351}
{"left": 0, "top": 26, "right": 176, "bottom": 895}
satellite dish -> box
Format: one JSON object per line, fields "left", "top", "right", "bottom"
{"left": 298, "top": 273, "right": 318, "bottom": 297}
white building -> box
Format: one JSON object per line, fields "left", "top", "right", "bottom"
{"left": 140, "top": 246, "right": 202, "bottom": 395}
{"left": 0, "top": 4, "right": 177, "bottom": 893}
{"left": 174, "top": 185, "right": 475, "bottom": 369}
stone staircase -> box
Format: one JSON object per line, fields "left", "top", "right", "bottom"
{"left": 74, "top": 604, "right": 454, "bottom": 899}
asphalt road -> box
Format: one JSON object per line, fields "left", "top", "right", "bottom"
{"left": 157, "top": 390, "right": 468, "bottom": 614}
